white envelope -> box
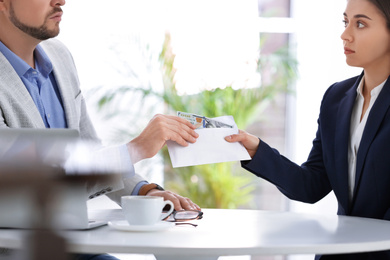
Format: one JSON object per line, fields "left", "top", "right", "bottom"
{"left": 167, "top": 115, "right": 251, "bottom": 168}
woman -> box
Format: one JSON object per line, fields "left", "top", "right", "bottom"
{"left": 226, "top": 0, "right": 390, "bottom": 259}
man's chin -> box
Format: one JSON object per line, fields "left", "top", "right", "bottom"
{"left": 35, "top": 29, "right": 60, "bottom": 41}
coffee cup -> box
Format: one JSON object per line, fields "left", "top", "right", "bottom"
{"left": 121, "top": 196, "right": 174, "bottom": 226}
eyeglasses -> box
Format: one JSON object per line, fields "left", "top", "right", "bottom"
{"left": 171, "top": 210, "right": 203, "bottom": 221}
{"left": 165, "top": 210, "right": 203, "bottom": 227}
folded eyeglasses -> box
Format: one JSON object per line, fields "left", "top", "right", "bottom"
{"left": 165, "top": 210, "right": 203, "bottom": 227}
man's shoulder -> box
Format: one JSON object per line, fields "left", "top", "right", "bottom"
{"left": 39, "top": 38, "right": 75, "bottom": 68}
{"left": 40, "top": 38, "right": 71, "bottom": 56}
{"left": 40, "top": 38, "right": 66, "bottom": 47}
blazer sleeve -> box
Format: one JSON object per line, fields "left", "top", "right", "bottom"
{"left": 242, "top": 123, "right": 332, "bottom": 204}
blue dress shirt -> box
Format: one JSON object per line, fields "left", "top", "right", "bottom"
{"left": 0, "top": 41, "right": 67, "bottom": 128}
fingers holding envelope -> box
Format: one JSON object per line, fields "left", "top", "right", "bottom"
{"left": 225, "top": 129, "right": 260, "bottom": 158}
{"left": 127, "top": 114, "right": 199, "bottom": 164}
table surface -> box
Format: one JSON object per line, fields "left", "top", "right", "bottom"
{"left": 2, "top": 208, "right": 390, "bottom": 259}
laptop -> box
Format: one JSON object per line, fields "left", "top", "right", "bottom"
{"left": 0, "top": 128, "right": 79, "bottom": 165}
{"left": 0, "top": 128, "right": 107, "bottom": 230}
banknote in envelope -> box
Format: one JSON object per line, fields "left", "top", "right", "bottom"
{"left": 177, "top": 111, "right": 233, "bottom": 129}
{"left": 168, "top": 113, "right": 251, "bottom": 167}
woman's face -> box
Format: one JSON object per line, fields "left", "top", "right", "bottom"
{"left": 341, "top": 0, "right": 390, "bottom": 71}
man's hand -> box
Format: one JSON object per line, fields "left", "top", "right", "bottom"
{"left": 146, "top": 189, "right": 201, "bottom": 211}
{"left": 127, "top": 114, "right": 199, "bottom": 164}
{"left": 224, "top": 129, "right": 260, "bottom": 158}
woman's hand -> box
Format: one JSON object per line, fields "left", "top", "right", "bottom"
{"left": 224, "top": 130, "right": 260, "bottom": 158}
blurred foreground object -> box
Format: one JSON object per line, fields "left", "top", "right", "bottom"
{"left": 0, "top": 129, "right": 120, "bottom": 259}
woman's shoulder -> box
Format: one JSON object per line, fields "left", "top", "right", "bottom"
{"left": 332, "top": 75, "right": 360, "bottom": 88}
{"left": 317, "top": 73, "right": 362, "bottom": 113}
{"left": 323, "top": 74, "right": 362, "bottom": 98}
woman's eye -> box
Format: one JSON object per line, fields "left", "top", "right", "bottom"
{"left": 342, "top": 19, "right": 349, "bottom": 27}
{"left": 357, "top": 21, "right": 365, "bottom": 28}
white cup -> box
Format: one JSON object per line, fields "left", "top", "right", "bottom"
{"left": 121, "top": 196, "right": 174, "bottom": 226}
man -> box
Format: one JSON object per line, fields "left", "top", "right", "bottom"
{"left": 0, "top": 0, "right": 200, "bottom": 259}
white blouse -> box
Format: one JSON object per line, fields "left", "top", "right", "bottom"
{"left": 348, "top": 76, "right": 386, "bottom": 200}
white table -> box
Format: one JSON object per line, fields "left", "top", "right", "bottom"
{"left": 2, "top": 209, "right": 390, "bottom": 260}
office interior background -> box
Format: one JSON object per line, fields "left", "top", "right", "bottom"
{"left": 58, "top": 0, "right": 361, "bottom": 259}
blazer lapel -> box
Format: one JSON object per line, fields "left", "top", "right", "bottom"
{"left": 354, "top": 75, "right": 390, "bottom": 199}
{"left": 0, "top": 53, "right": 45, "bottom": 128}
{"left": 334, "top": 74, "right": 361, "bottom": 212}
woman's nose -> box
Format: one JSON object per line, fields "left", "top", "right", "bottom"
{"left": 341, "top": 26, "right": 353, "bottom": 43}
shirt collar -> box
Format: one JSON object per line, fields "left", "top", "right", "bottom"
{"left": 0, "top": 41, "right": 53, "bottom": 79}
{"left": 356, "top": 75, "right": 386, "bottom": 98}
{"left": 34, "top": 44, "right": 53, "bottom": 78}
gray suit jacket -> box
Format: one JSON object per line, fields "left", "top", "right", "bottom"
{"left": 0, "top": 38, "right": 144, "bottom": 204}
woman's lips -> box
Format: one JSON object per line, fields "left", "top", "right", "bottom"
{"left": 344, "top": 47, "right": 355, "bottom": 55}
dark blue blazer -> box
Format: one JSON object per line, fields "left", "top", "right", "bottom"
{"left": 243, "top": 72, "right": 390, "bottom": 259}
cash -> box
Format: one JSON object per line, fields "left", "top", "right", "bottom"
{"left": 177, "top": 111, "right": 233, "bottom": 129}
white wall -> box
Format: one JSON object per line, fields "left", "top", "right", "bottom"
{"left": 57, "top": 0, "right": 260, "bottom": 141}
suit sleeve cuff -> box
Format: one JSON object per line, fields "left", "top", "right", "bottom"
{"left": 132, "top": 181, "right": 149, "bottom": 195}
{"left": 118, "top": 144, "right": 135, "bottom": 179}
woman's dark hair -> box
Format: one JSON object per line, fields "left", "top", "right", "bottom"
{"left": 367, "top": 0, "right": 390, "bottom": 30}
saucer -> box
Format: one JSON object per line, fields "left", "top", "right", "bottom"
{"left": 108, "top": 220, "right": 175, "bottom": 232}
